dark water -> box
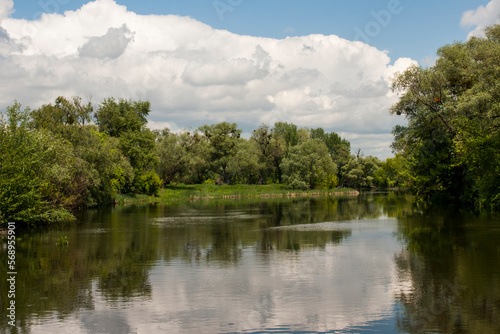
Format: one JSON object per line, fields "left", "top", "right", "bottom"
{"left": 1, "top": 193, "right": 499, "bottom": 334}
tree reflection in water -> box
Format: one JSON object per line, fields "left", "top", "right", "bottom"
{"left": 1, "top": 193, "right": 498, "bottom": 333}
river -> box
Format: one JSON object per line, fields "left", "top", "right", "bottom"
{"left": 1, "top": 192, "right": 499, "bottom": 333}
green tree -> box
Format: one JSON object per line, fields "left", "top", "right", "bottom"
{"left": 76, "top": 129, "right": 134, "bottom": 204}
{"left": 95, "top": 98, "right": 149, "bottom": 137}
{"left": 177, "top": 131, "right": 211, "bottom": 184}
{"left": 342, "top": 153, "right": 381, "bottom": 190}
{"left": 273, "top": 122, "right": 299, "bottom": 152}
{"left": 391, "top": 24, "right": 500, "bottom": 210}
{"left": 155, "top": 129, "right": 183, "bottom": 184}
{"left": 228, "top": 139, "right": 262, "bottom": 184}
{"left": 281, "top": 139, "right": 338, "bottom": 190}
{"left": 199, "top": 122, "right": 241, "bottom": 184}
{"left": 373, "top": 154, "right": 409, "bottom": 188}
{"left": 155, "top": 129, "right": 210, "bottom": 185}
{"left": 0, "top": 103, "right": 75, "bottom": 225}
{"left": 30, "top": 96, "right": 93, "bottom": 142}
{"left": 310, "top": 128, "right": 351, "bottom": 181}
{"left": 95, "top": 98, "right": 159, "bottom": 194}
{"left": 251, "top": 124, "right": 285, "bottom": 184}
{"left": 30, "top": 97, "right": 135, "bottom": 205}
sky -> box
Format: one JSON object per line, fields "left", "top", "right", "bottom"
{"left": 1, "top": 0, "right": 499, "bottom": 158}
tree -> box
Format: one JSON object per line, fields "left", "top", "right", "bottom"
{"left": 155, "top": 129, "right": 210, "bottom": 185}
{"left": 95, "top": 98, "right": 159, "bottom": 194}
{"left": 95, "top": 98, "right": 149, "bottom": 137}
{"left": 228, "top": 139, "right": 262, "bottom": 184}
{"left": 30, "top": 97, "right": 135, "bottom": 205}
{"left": 374, "top": 154, "right": 409, "bottom": 188}
{"left": 281, "top": 139, "right": 338, "bottom": 190}
{"left": 273, "top": 122, "right": 299, "bottom": 152}
{"left": 251, "top": 124, "right": 285, "bottom": 184}
{"left": 391, "top": 24, "right": 500, "bottom": 210}
{"left": 199, "top": 122, "right": 241, "bottom": 184}
{"left": 342, "top": 154, "right": 381, "bottom": 190}
{"left": 310, "top": 128, "right": 351, "bottom": 181}
{"left": 155, "top": 129, "right": 183, "bottom": 184}
{"left": 0, "top": 103, "right": 75, "bottom": 225}
{"left": 30, "top": 96, "right": 94, "bottom": 148}
{"left": 76, "top": 128, "right": 134, "bottom": 204}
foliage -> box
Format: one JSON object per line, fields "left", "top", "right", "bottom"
{"left": 95, "top": 98, "right": 150, "bottom": 137}
{"left": 135, "top": 170, "right": 163, "bottom": 196}
{"left": 281, "top": 139, "right": 338, "bottom": 190}
{"left": 373, "top": 154, "right": 409, "bottom": 188}
{"left": 310, "top": 127, "right": 352, "bottom": 182}
{"left": 31, "top": 98, "right": 135, "bottom": 206}
{"left": 341, "top": 153, "right": 381, "bottom": 190}
{"left": 273, "top": 122, "right": 299, "bottom": 151}
{"left": 2, "top": 93, "right": 398, "bottom": 226}
{"left": 227, "top": 139, "right": 262, "bottom": 184}
{"left": 76, "top": 129, "right": 134, "bottom": 205}
{"left": 95, "top": 98, "right": 159, "bottom": 194}
{"left": 251, "top": 124, "right": 285, "bottom": 184}
{"left": 391, "top": 24, "right": 500, "bottom": 210}
{"left": 199, "top": 122, "right": 242, "bottom": 184}
{"left": 0, "top": 102, "right": 75, "bottom": 225}
{"left": 155, "top": 129, "right": 210, "bottom": 185}
{"left": 30, "top": 96, "right": 93, "bottom": 143}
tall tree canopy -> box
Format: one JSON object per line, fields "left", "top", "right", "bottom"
{"left": 95, "top": 98, "right": 160, "bottom": 194}
{"left": 391, "top": 24, "right": 500, "bottom": 210}
{"left": 199, "top": 122, "right": 242, "bottom": 184}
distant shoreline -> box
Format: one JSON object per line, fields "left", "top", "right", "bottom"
{"left": 116, "top": 185, "right": 360, "bottom": 205}
{"left": 0, "top": 186, "right": 360, "bottom": 230}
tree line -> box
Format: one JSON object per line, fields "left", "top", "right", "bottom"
{"left": 0, "top": 97, "right": 403, "bottom": 225}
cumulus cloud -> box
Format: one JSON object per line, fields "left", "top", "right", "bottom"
{"left": 461, "top": 0, "right": 500, "bottom": 38}
{"left": 0, "top": 0, "right": 417, "bottom": 158}
{"left": 0, "top": 25, "right": 24, "bottom": 56}
{"left": 0, "top": 0, "right": 14, "bottom": 22}
{"left": 78, "top": 24, "right": 134, "bottom": 59}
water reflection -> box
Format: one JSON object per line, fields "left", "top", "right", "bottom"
{"left": 395, "top": 208, "right": 500, "bottom": 334}
{"left": 0, "top": 193, "right": 499, "bottom": 333}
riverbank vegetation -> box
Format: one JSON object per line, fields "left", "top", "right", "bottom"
{"left": 0, "top": 99, "right": 390, "bottom": 226}
{"left": 391, "top": 24, "right": 500, "bottom": 211}
{"left": 117, "top": 184, "right": 359, "bottom": 204}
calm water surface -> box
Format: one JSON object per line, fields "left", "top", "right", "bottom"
{"left": 1, "top": 193, "right": 499, "bottom": 333}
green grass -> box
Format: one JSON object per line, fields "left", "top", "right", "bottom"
{"left": 116, "top": 184, "right": 359, "bottom": 204}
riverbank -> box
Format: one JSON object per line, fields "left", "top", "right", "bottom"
{"left": 116, "top": 184, "right": 359, "bottom": 204}
{"left": 0, "top": 185, "right": 359, "bottom": 229}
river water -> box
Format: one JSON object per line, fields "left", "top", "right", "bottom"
{"left": 1, "top": 193, "right": 499, "bottom": 333}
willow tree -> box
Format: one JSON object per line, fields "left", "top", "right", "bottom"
{"left": 95, "top": 98, "right": 160, "bottom": 195}
{"left": 199, "top": 122, "right": 241, "bottom": 184}
{"left": 391, "top": 24, "right": 500, "bottom": 210}
{"left": 281, "top": 139, "right": 338, "bottom": 190}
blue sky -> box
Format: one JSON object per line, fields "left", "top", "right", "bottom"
{"left": 10, "top": 0, "right": 488, "bottom": 65}
{"left": 1, "top": 0, "right": 498, "bottom": 158}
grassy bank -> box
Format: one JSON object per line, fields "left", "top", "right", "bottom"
{"left": 116, "top": 184, "right": 359, "bottom": 204}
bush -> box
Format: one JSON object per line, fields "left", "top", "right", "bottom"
{"left": 138, "top": 171, "right": 163, "bottom": 196}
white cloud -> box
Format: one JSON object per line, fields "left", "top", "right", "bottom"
{"left": 0, "top": 0, "right": 417, "bottom": 158}
{"left": 78, "top": 24, "right": 134, "bottom": 59}
{"left": 461, "top": 0, "right": 500, "bottom": 38}
{"left": 0, "top": 0, "right": 14, "bottom": 22}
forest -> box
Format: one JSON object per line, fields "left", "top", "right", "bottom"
{"left": 0, "top": 96, "right": 401, "bottom": 225}
{"left": 1, "top": 23, "right": 499, "bottom": 226}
